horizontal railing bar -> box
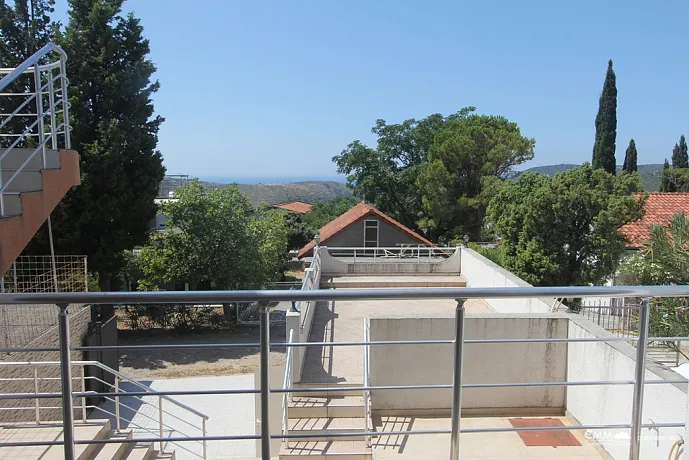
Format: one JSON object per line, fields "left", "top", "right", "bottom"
{"left": 3, "top": 378, "right": 685, "bottom": 401}
{"left": 0, "top": 43, "right": 66, "bottom": 91}
{"left": 2, "top": 422, "right": 684, "bottom": 448}
{"left": 4, "top": 284, "right": 689, "bottom": 304}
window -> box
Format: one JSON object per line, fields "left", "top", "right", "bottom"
{"left": 364, "top": 219, "right": 379, "bottom": 247}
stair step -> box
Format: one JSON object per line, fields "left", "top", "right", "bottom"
{"left": 289, "top": 396, "right": 364, "bottom": 418}
{"left": 1, "top": 169, "right": 42, "bottom": 192}
{"left": 123, "top": 442, "right": 154, "bottom": 460}
{"left": 294, "top": 383, "right": 362, "bottom": 398}
{"left": 89, "top": 430, "right": 133, "bottom": 460}
{"left": 0, "top": 192, "right": 21, "bottom": 217}
{"left": 150, "top": 450, "right": 175, "bottom": 460}
{"left": 0, "top": 148, "right": 60, "bottom": 170}
{"left": 288, "top": 417, "right": 365, "bottom": 441}
{"left": 280, "top": 440, "right": 371, "bottom": 459}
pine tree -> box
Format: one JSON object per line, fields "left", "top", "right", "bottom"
{"left": 660, "top": 159, "right": 671, "bottom": 192}
{"left": 677, "top": 135, "right": 689, "bottom": 168}
{"left": 622, "top": 139, "right": 637, "bottom": 173}
{"left": 34, "top": 0, "right": 165, "bottom": 293}
{"left": 592, "top": 60, "right": 618, "bottom": 175}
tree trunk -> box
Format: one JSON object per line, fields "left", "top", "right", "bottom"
{"left": 94, "top": 270, "right": 115, "bottom": 321}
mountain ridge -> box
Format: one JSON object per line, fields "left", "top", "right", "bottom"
{"left": 521, "top": 163, "right": 664, "bottom": 191}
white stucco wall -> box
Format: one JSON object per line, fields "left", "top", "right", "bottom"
{"left": 459, "top": 247, "right": 555, "bottom": 313}
{"left": 567, "top": 316, "right": 687, "bottom": 460}
{"left": 369, "top": 314, "right": 568, "bottom": 411}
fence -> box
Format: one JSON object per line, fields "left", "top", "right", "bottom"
{"left": 0, "top": 285, "right": 688, "bottom": 460}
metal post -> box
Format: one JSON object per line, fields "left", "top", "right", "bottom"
{"left": 202, "top": 418, "right": 207, "bottom": 459}
{"left": 159, "top": 397, "right": 164, "bottom": 452}
{"left": 34, "top": 366, "right": 40, "bottom": 423}
{"left": 80, "top": 365, "right": 86, "bottom": 421}
{"left": 12, "top": 262, "right": 18, "bottom": 292}
{"left": 629, "top": 299, "right": 650, "bottom": 460}
{"left": 450, "top": 298, "right": 466, "bottom": 460}
{"left": 47, "top": 216, "right": 59, "bottom": 292}
{"left": 114, "top": 376, "right": 121, "bottom": 431}
{"left": 47, "top": 70, "right": 57, "bottom": 149}
{"left": 33, "top": 64, "right": 46, "bottom": 167}
{"left": 58, "top": 304, "right": 75, "bottom": 460}
{"left": 84, "top": 257, "right": 88, "bottom": 292}
{"left": 260, "top": 303, "right": 271, "bottom": 460}
{"left": 59, "top": 58, "right": 70, "bottom": 149}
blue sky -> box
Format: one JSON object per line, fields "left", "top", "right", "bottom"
{"left": 52, "top": 0, "right": 689, "bottom": 181}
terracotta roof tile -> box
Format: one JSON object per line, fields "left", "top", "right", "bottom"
{"left": 619, "top": 193, "right": 689, "bottom": 247}
{"left": 272, "top": 201, "right": 313, "bottom": 213}
{"left": 297, "top": 201, "right": 432, "bottom": 258}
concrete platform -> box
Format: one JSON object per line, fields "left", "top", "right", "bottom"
{"left": 321, "top": 275, "right": 467, "bottom": 288}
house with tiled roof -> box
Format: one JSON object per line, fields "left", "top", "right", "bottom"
{"left": 619, "top": 192, "right": 689, "bottom": 248}
{"left": 272, "top": 200, "right": 313, "bottom": 213}
{"left": 297, "top": 201, "right": 432, "bottom": 258}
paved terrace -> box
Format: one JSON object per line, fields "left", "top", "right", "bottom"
{"left": 301, "top": 275, "right": 493, "bottom": 385}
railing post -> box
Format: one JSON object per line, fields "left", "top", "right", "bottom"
{"left": 629, "top": 299, "right": 650, "bottom": 460}
{"left": 450, "top": 298, "right": 466, "bottom": 460}
{"left": 159, "top": 396, "right": 164, "bottom": 452}
{"left": 34, "top": 366, "right": 40, "bottom": 423}
{"left": 47, "top": 69, "right": 57, "bottom": 149}
{"left": 58, "top": 303, "right": 75, "bottom": 460}
{"left": 59, "top": 57, "right": 71, "bottom": 149}
{"left": 80, "top": 365, "right": 86, "bottom": 421}
{"left": 114, "top": 376, "right": 121, "bottom": 431}
{"left": 33, "top": 64, "right": 46, "bottom": 167}
{"left": 202, "top": 418, "right": 207, "bottom": 459}
{"left": 260, "top": 303, "right": 271, "bottom": 460}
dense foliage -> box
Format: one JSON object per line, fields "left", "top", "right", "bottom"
{"left": 622, "top": 139, "right": 637, "bottom": 173}
{"left": 592, "top": 60, "right": 617, "bottom": 175}
{"left": 487, "top": 165, "right": 644, "bottom": 286}
{"left": 671, "top": 135, "right": 688, "bottom": 169}
{"left": 334, "top": 108, "right": 534, "bottom": 242}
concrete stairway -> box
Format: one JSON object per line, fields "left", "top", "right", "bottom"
{"left": 0, "top": 419, "right": 174, "bottom": 460}
{"left": 0, "top": 148, "right": 80, "bottom": 276}
{"left": 280, "top": 388, "right": 372, "bottom": 459}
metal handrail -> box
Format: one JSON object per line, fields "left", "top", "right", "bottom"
{"left": 362, "top": 318, "right": 372, "bottom": 448}
{"left": 0, "top": 43, "right": 67, "bottom": 91}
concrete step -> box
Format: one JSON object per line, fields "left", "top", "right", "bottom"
{"left": 0, "top": 148, "right": 60, "bottom": 170}
{"left": 0, "top": 191, "right": 21, "bottom": 216}
{"left": 88, "top": 430, "right": 133, "bottom": 459}
{"left": 289, "top": 396, "right": 364, "bottom": 418}
{"left": 1, "top": 169, "right": 42, "bottom": 192}
{"left": 321, "top": 276, "right": 467, "bottom": 289}
{"left": 30, "top": 420, "right": 113, "bottom": 460}
{"left": 123, "top": 442, "right": 154, "bottom": 460}
{"left": 280, "top": 440, "right": 371, "bottom": 459}
{"left": 288, "top": 417, "right": 365, "bottom": 441}
{"left": 294, "top": 383, "right": 363, "bottom": 398}
{"left": 149, "top": 451, "right": 175, "bottom": 460}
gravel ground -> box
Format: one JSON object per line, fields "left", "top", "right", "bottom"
{"left": 118, "top": 326, "right": 287, "bottom": 379}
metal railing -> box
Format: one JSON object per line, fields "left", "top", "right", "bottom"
{"left": 281, "top": 328, "right": 294, "bottom": 444}
{"left": 327, "top": 246, "right": 458, "bottom": 263}
{"left": 0, "top": 360, "right": 209, "bottom": 458}
{"left": 362, "top": 317, "right": 372, "bottom": 448}
{"left": 0, "top": 42, "right": 70, "bottom": 218}
{"left": 1, "top": 285, "right": 689, "bottom": 460}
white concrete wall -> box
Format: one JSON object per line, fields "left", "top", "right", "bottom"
{"left": 567, "top": 316, "right": 687, "bottom": 460}
{"left": 459, "top": 248, "right": 555, "bottom": 313}
{"left": 253, "top": 363, "right": 285, "bottom": 455}
{"left": 319, "top": 246, "right": 461, "bottom": 276}
{"left": 369, "top": 314, "right": 568, "bottom": 411}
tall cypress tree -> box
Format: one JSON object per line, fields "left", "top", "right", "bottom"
{"left": 622, "top": 139, "right": 637, "bottom": 173}
{"left": 660, "top": 159, "right": 671, "bottom": 192}
{"left": 33, "top": 0, "right": 165, "bottom": 292}
{"left": 678, "top": 135, "right": 689, "bottom": 168}
{"left": 592, "top": 60, "right": 618, "bottom": 175}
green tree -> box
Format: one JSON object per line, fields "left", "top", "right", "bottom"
{"left": 417, "top": 114, "right": 535, "bottom": 241}
{"left": 30, "top": 0, "right": 165, "bottom": 292}
{"left": 137, "top": 180, "right": 287, "bottom": 290}
{"left": 333, "top": 108, "right": 475, "bottom": 234}
{"left": 592, "top": 60, "right": 617, "bottom": 175}
{"left": 622, "top": 139, "right": 637, "bottom": 173}
{"left": 281, "top": 211, "right": 314, "bottom": 250}
{"left": 660, "top": 159, "right": 671, "bottom": 191}
{"left": 672, "top": 135, "right": 689, "bottom": 168}
{"left": 487, "top": 165, "right": 644, "bottom": 286}
{"left": 302, "top": 195, "right": 359, "bottom": 231}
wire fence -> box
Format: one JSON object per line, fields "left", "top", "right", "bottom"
{"left": 0, "top": 255, "right": 88, "bottom": 349}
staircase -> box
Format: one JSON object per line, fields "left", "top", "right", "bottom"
{"left": 280, "top": 386, "right": 372, "bottom": 459}
{"left": 0, "top": 148, "right": 80, "bottom": 275}
{"left": 0, "top": 419, "right": 174, "bottom": 460}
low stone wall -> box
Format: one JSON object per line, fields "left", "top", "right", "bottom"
{"left": 0, "top": 305, "right": 90, "bottom": 423}
{"left": 369, "top": 314, "right": 568, "bottom": 413}
{"left": 459, "top": 248, "right": 555, "bottom": 313}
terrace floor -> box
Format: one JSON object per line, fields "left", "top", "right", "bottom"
{"left": 301, "top": 276, "right": 493, "bottom": 385}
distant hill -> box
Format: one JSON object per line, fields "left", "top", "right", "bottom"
{"left": 158, "top": 177, "right": 352, "bottom": 205}
{"left": 521, "top": 164, "right": 665, "bottom": 192}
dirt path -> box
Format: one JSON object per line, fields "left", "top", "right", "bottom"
{"left": 118, "top": 326, "right": 286, "bottom": 379}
